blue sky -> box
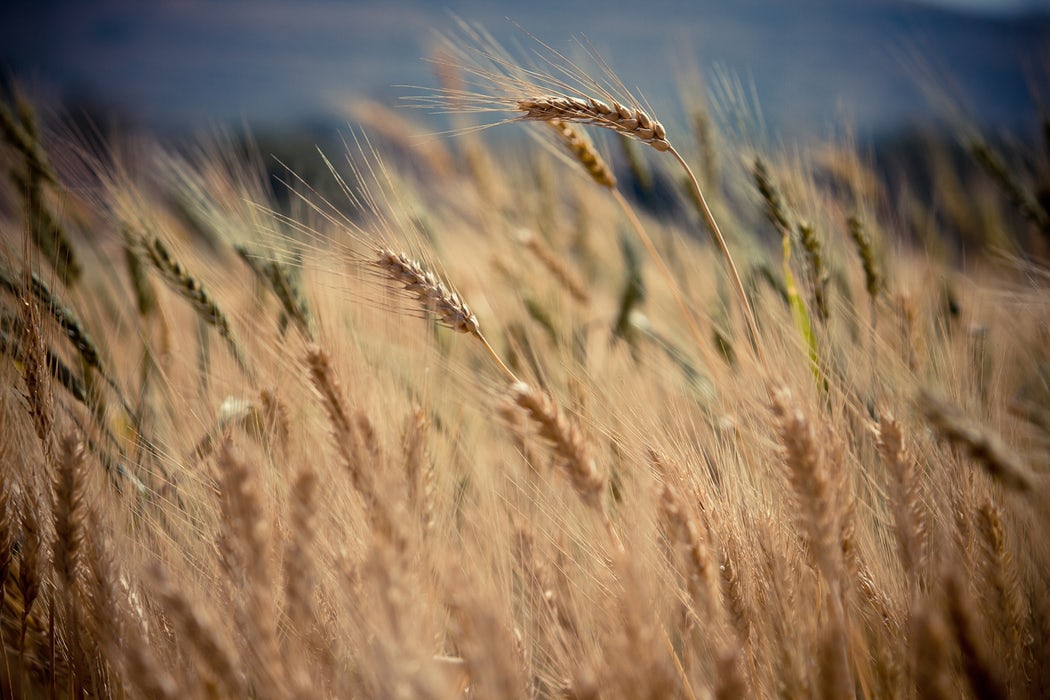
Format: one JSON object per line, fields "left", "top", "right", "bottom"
{"left": 1, "top": 0, "right": 1046, "bottom": 139}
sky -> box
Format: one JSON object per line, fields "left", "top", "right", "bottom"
{"left": 923, "top": 0, "right": 1048, "bottom": 10}
{"left": 1, "top": 0, "right": 1047, "bottom": 141}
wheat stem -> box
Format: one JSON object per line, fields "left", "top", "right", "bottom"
{"left": 669, "top": 145, "right": 764, "bottom": 366}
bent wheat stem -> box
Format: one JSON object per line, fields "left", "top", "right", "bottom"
{"left": 667, "top": 145, "right": 764, "bottom": 366}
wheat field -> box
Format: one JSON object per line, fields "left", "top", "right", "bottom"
{"left": 0, "top": 27, "right": 1048, "bottom": 699}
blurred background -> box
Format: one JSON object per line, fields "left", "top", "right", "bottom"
{"left": 1, "top": 0, "right": 1048, "bottom": 144}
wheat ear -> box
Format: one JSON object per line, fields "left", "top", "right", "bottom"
{"left": 519, "top": 96, "right": 670, "bottom": 151}
{"left": 847, "top": 215, "right": 881, "bottom": 305}
{"left": 649, "top": 448, "right": 720, "bottom": 619}
{"left": 235, "top": 245, "right": 314, "bottom": 339}
{"left": 374, "top": 248, "right": 518, "bottom": 382}
{"left": 510, "top": 382, "right": 601, "bottom": 506}
{"left": 752, "top": 158, "right": 829, "bottom": 322}
{"left": 518, "top": 95, "right": 764, "bottom": 365}
{"left": 0, "top": 466, "right": 13, "bottom": 596}
{"left": 17, "top": 489, "right": 43, "bottom": 658}
{"left": 509, "top": 381, "right": 622, "bottom": 551}
{"left": 946, "top": 573, "right": 1009, "bottom": 699}
{"left": 875, "top": 414, "right": 927, "bottom": 595}
{"left": 918, "top": 389, "right": 1034, "bottom": 491}
{"left": 142, "top": 236, "right": 253, "bottom": 379}
{"left": 975, "top": 500, "right": 1027, "bottom": 682}
{"left": 546, "top": 119, "right": 617, "bottom": 189}
{"left": 51, "top": 432, "right": 87, "bottom": 642}
{"left": 151, "top": 565, "right": 244, "bottom": 696}
{"left": 768, "top": 383, "right": 856, "bottom": 699}
{"left": 517, "top": 228, "right": 591, "bottom": 304}
{"left": 216, "top": 439, "right": 289, "bottom": 696}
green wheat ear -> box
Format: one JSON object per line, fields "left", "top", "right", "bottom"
{"left": 781, "top": 233, "right": 824, "bottom": 393}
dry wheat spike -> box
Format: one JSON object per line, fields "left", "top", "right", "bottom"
{"left": 521, "top": 96, "right": 670, "bottom": 152}
{"left": 374, "top": 248, "right": 518, "bottom": 382}
{"left": 375, "top": 248, "right": 481, "bottom": 336}
{"left": 509, "top": 382, "right": 602, "bottom": 509}
{"left": 546, "top": 119, "right": 617, "bottom": 189}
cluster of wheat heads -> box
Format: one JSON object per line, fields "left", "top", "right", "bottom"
{"left": 1, "top": 26, "right": 1050, "bottom": 699}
